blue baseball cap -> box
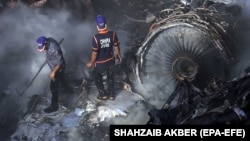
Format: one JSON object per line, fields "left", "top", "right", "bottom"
{"left": 96, "top": 15, "right": 106, "bottom": 29}
{"left": 36, "top": 36, "right": 47, "bottom": 50}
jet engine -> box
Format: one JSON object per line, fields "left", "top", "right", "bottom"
{"left": 126, "top": 3, "right": 237, "bottom": 108}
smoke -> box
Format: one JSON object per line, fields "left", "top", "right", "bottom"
{"left": 107, "top": 101, "right": 153, "bottom": 125}
{"left": 225, "top": 0, "right": 250, "bottom": 78}
{"left": 0, "top": 4, "right": 94, "bottom": 95}
{"left": 0, "top": 2, "right": 96, "bottom": 138}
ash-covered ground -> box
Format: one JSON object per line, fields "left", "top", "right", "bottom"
{"left": 0, "top": 0, "right": 250, "bottom": 141}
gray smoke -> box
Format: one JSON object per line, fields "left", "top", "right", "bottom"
{"left": 0, "top": 4, "right": 93, "bottom": 95}
{"left": 227, "top": 0, "right": 250, "bottom": 78}
{"left": 0, "top": 3, "right": 96, "bottom": 139}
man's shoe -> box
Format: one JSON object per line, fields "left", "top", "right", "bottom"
{"left": 109, "top": 96, "right": 114, "bottom": 100}
{"left": 97, "top": 95, "right": 108, "bottom": 100}
{"left": 44, "top": 104, "right": 58, "bottom": 113}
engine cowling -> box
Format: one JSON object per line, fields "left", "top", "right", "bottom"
{"left": 127, "top": 6, "right": 236, "bottom": 108}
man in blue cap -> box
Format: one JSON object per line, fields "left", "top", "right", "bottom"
{"left": 87, "top": 15, "right": 122, "bottom": 100}
{"left": 36, "top": 36, "right": 71, "bottom": 113}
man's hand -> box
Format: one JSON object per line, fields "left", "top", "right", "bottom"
{"left": 87, "top": 52, "right": 97, "bottom": 68}
{"left": 87, "top": 62, "right": 93, "bottom": 68}
{"left": 50, "top": 71, "right": 55, "bottom": 81}
{"left": 117, "top": 56, "right": 123, "bottom": 64}
{"left": 50, "top": 65, "right": 60, "bottom": 81}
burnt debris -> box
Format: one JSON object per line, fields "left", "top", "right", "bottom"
{"left": 147, "top": 66, "right": 250, "bottom": 125}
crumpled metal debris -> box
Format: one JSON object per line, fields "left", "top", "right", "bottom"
{"left": 147, "top": 67, "right": 250, "bottom": 125}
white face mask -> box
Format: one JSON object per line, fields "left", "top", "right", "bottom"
{"left": 37, "top": 44, "right": 46, "bottom": 52}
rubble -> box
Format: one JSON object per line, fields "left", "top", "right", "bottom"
{"left": 147, "top": 67, "right": 250, "bottom": 125}
{"left": 9, "top": 79, "right": 145, "bottom": 141}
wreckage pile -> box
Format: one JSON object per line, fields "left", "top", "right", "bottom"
{"left": 10, "top": 79, "right": 145, "bottom": 141}
{"left": 147, "top": 66, "right": 250, "bottom": 125}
